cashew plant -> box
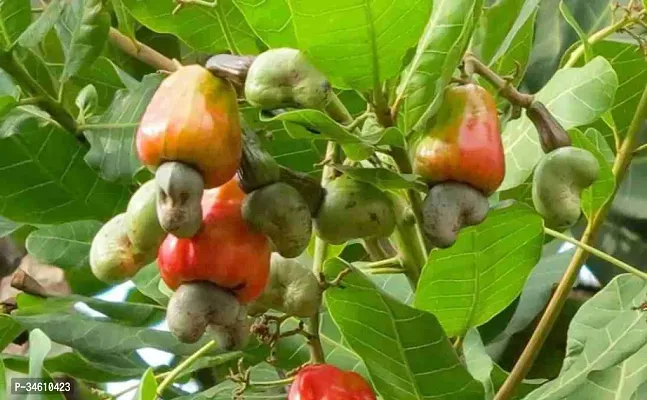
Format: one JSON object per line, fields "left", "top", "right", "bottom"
{"left": 0, "top": 0, "right": 646, "bottom": 399}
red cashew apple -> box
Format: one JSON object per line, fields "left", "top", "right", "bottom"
{"left": 157, "top": 178, "right": 270, "bottom": 303}
{"left": 288, "top": 364, "right": 376, "bottom": 400}
{"left": 412, "top": 83, "right": 505, "bottom": 195}
{"left": 136, "top": 65, "right": 242, "bottom": 189}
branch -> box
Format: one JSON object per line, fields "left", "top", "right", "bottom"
{"left": 107, "top": 28, "right": 178, "bottom": 72}
{"left": 463, "top": 54, "right": 534, "bottom": 108}
{"left": 494, "top": 77, "right": 647, "bottom": 400}
{"left": 544, "top": 228, "right": 647, "bottom": 280}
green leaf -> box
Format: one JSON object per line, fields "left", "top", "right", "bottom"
{"left": 559, "top": 1, "right": 592, "bottom": 63}
{"left": 0, "top": 0, "right": 31, "bottom": 51}
{"left": 18, "top": 0, "right": 65, "bottom": 48}
{"left": 135, "top": 368, "right": 158, "bottom": 400}
{"left": 588, "top": 39, "right": 647, "bottom": 144}
{"left": 13, "top": 45, "right": 58, "bottom": 99}
{"left": 0, "top": 359, "right": 5, "bottom": 397}
{"left": 0, "top": 108, "right": 130, "bottom": 224}
{"left": 28, "top": 329, "right": 51, "bottom": 380}
{"left": 569, "top": 128, "right": 615, "bottom": 220}
{"left": 525, "top": 274, "right": 647, "bottom": 400}
{"left": 75, "top": 84, "right": 99, "bottom": 117}
{"left": 83, "top": 73, "right": 162, "bottom": 182}
{"left": 26, "top": 220, "right": 106, "bottom": 295}
{"left": 232, "top": 0, "right": 296, "bottom": 48}
{"left": 3, "top": 351, "right": 149, "bottom": 382}
{"left": 0, "top": 68, "right": 19, "bottom": 98}
{"left": 396, "top": 0, "right": 481, "bottom": 133}
{"left": 290, "top": 0, "right": 432, "bottom": 91}
{"left": 121, "top": 0, "right": 260, "bottom": 54}
{"left": 0, "top": 94, "right": 16, "bottom": 117}
{"left": 324, "top": 258, "right": 484, "bottom": 400}
{"left": 55, "top": 0, "right": 111, "bottom": 82}
{"left": 112, "top": 0, "right": 137, "bottom": 41}
{"left": 0, "top": 315, "right": 23, "bottom": 351}
{"left": 333, "top": 165, "right": 427, "bottom": 192}
{"left": 0, "top": 216, "right": 20, "bottom": 238}
{"left": 415, "top": 204, "right": 544, "bottom": 337}
{"left": 485, "top": 248, "right": 575, "bottom": 359}
{"left": 261, "top": 109, "right": 373, "bottom": 161}
{"left": 500, "top": 56, "right": 617, "bottom": 190}
{"left": 132, "top": 263, "right": 169, "bottom": 306}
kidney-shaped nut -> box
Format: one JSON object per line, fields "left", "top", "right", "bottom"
{"left": 155, "top": 161, "right": 204, "bottom": 238}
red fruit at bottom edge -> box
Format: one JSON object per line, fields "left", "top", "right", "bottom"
{"left": 157, "top": 179, "right": 270, "bottom": 303}
{"left": 288, "top": 364, "right": 376, "bottom": 400}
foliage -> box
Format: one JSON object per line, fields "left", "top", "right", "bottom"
{"left": 0, "top": 0, "right": 646, "bottom": 399}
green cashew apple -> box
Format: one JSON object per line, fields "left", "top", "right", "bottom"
{"left": 315, "top": 177, "right": 396, "bottom": 245}
{"left": 242, "top": 182, "right": 312, "bottom": 258}
{"left": 125, "top": 179, "right": 166, "bottom": 255}
{"left": 248, "top": 254, "right": 321, "bottom": 318}
{"left": 422, "top": 182, "right": 489, "bottom": 248}
{"left": 166, "top": 281, "right": 248, "bottom": 349}
{"left": 90, "top": 214, "right": 152, "bottom": 283}
{"left": 532, "top": 146, "right": 599, "bottom": 229}
{"left": 245, "top": 48, "right": 331, "bottom": 110}
{"left": 155, "top": 161, "right": 204, "bottom": 238}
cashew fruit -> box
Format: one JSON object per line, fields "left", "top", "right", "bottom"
{"left": 248, "top": 254, "right": 321, "bottom": 318}
{"left": 527, "top": 101, "right": 571, "bottom": 153}
{"left": 166, "top": 281, "right": 248, "bottom": 348}
{"left": 90, "top": 214, "right": 151, "bottom": 283}
{"left": 412, "top": 83, "right": 505, "bottom": 195}
{"left": 422, "top": 182, "right": 489, "bottom": 248}
{"left": 532, "top": 146, "right": 599, "bottom": 229}
{"left": 125, "top": 179, "right": 165, "bottom": 254}
{"left": 242, "top": 183, "right": 312, "bottom": 258}
{"left": 237, "top": 127, "right": 281, "bottom": 193}
{"left": 157, "top": 178, "right": 271, "bottom": 303}
{"left": 245, "top": 48, "right": 331, "bottom": 110}
{"left": 288, "top": 364, "right": 376, "bottom": 400}
{"left": 155, "top": 161, "right": 204, "bottom": 238}
{"left": 136, "top": 65, "right": 242, "bottom": 188}
{"left": 315, "top": 177, "right": 396, "bottom": 245}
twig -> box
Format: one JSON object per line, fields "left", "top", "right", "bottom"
{"left": 107, "top": 28, "right": 178, "bottom": 73}
{"left": 157, "top": 340, "right": 218, "bottom": 396}
{"left": 494, "top": 73, "right": 647, "bottom": 400}
{"left": 355, "top": 256, "right": 402, "bottom": 270}
{"left": 463, "top": 54, "right": 534, "bottom": 108}
{"left": 11, "top": 270, "right": 52, "bottom": 298}
{"left": 544, "top": 228, "right": 647, "bottom": 280}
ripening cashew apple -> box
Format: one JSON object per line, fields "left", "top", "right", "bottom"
{"left": 90, "top": 214, "right": 152, "bottom": 283}
{"left": 242, "top": 183, "right": 312, "bottom": 258}
{"left": 248, "top": 254, "right": 321, "bottom": 318}
{"left": 245, "top": 48, "right": 332, "bottom": 110}
{"left": 314, "top": 177, "right": 396, "bottom": 245}
{"left": 166, "top": 281, "right": 249, "bottom": 348}
{"left": 422, "top": 182, "right": 490, "bottom": 248}
{"left": 288, "top": 364, "right": 376, "bottom": 400}
{"left": 136, "top": 65, "right": 242, "bottom": 189}
{"left": 155, "top": 161, "right": 204, "bottom": 238}
{"left": 532, "top": 146, "right": 599, "bottom": 229}
{"left": 125, "top": 179, "right": 166, "bottom": 254}
{"left": 157, "top": 178, "right": 271, "bottom": 303}
{"left": 412, "top": 83, "right": 505, "bottom": 195}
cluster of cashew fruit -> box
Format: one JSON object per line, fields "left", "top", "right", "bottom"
{"left": 528, "top": 102, "right": 599, "bottom": 229}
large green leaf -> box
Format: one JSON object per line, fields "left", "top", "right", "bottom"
{"left": 3, "top": 350, "right": 149, "bottom": 382}
{"left": 588, "top": 39, "right": 647, "bottom": 145}
{"left": 524, "top": 0, "right": 613, "bottom": 91}
{"left": 121, "top": 0, "right": 260, "bottom": 54}
{"left": 500, "top": 56, "right": 617, "bottom": 190}
{"left": 415, "top": 204, "right": 544, "bottom": 337}
{"left": 83, "top": 73, "right": 162, "bottom": 182}
{"left": 396, "top": 0, "right": 481, "bottom": 134}
{"left": 485, "top": 248, "right": 575, "bottom": 359}
{"left": 18, "top": 0, "right": 65, "bottom": 48}
{"left": 569, "top": 128, "right": 615, "bottom": 220}
{"left": 25, "top": 220, "right": 106, "bottom": 295}
{"left": 0, "top": 108, "right": 130, "bottom": 224}
{"left": 55, "top": 0, "right": 111, "bottom": 82}
{"left": 232, "top": 0, "right": 297, "bottom": 48}
{"left": 324, "top": 258, "right": 484, "bottom": 400}
{"left": 0, "top": 0, "right": 31, "bottom": 51}
{"left": 525, "top": 274, "right": 647, "bottom": 400}
{"left": 289, "top": 0, "right": 432, "bottom": 91}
